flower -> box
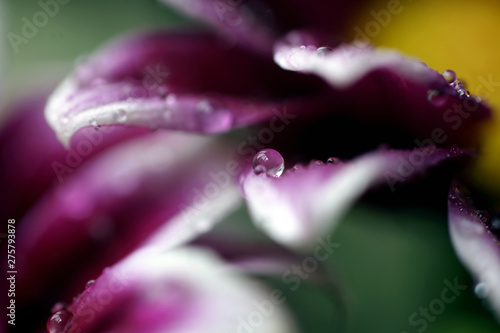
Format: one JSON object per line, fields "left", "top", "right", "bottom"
{"left": 4, "top": 0, "right": 500, "bottom": 332}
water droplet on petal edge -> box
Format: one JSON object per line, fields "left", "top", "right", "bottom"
{"left": 253, "top": 149, "right": 285, "bottom": 177}
{"left": 47, "top": 310, "right": 73, "bottom": 333}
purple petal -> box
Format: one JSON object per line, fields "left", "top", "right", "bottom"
{"left": 0, "top": 93, "right": 147, "bottom": 222}
{"left": 448, "top": 180, "right": 500, "bottom": 319}
{"left": 48, "top": 247, "right": 298, "bottom": 333}
{"left": 240, "top": 147, "right": 469, "bottom": 249}
{"left": 17, "top": 132, "right": 240, "bottom": 305}
{"left": 160, "top": 0, "right": 361, "bottom": 53}
{"left": 274, "top": 37, "right": 491, "bottom": 146}
{"left": 46, "top": 31, "right": 324, "bottom": 146}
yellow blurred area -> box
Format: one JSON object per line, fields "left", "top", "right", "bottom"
{"left": 348, "top": 0, "right": 500, "bottom": 195}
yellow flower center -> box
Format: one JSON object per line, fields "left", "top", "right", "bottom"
{"left": 348, "top": 0, "right": 500, "bottom": 195}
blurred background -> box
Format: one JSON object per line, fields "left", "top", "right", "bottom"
{"left": 3, "top": 0, "right": 500, "bottom": 332}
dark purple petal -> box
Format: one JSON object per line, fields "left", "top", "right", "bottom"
{"left": 240, "top": 147, "right": 469, "bottom": 249}
{"left": 48, "top": 247, "right": 297, "bottom": 333}
{"left": 45, "top": 31, "right": 324, "bottom": 145}
{"left": 448, "top": 180, "right": 500, "bottom": 319}
{"left": 160, "top": 0, "right": 362, "bottom": 53}
{"left": 274, "top": 37, "right": 491, "bottom": 146}
{"left": 17, "top": 132, "right": 240, "bottom": 306}
{"left": 0, "top": 93, "right": 147, "bottom": 222}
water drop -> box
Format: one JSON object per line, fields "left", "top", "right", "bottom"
{"left": 476, "top": 210, "right": 490, "bottom": 223}
{"left": 89, "top": 118, "right": 100, "bottom": 130}
{"left": 252, "top": 149, "right": 284, "bottom": 177}
{"left": 475, "top": 282, "right": 490, "bottom": 299}
{"left": 114, "top": 109, "right": 127, "bottom": 123}
{"left": 47, "top": 310, "right": 73, "bottom": 333}
{"left": 327, "top": 157, "right": 343, "bottom": 165}
{"left": 309, "top": 160, "right": 324, "bottom": 167}
{"left": 316, "top": 46, "right": 333, "bottom": 57}
{"left": 449, "top": 145, "right": 460, "bottom": 156}
{"left": 197, "top": 100, "right": 213, "bottom": 113}
{"left": 427, "top": 90, "right": 446, "bottom": 107}
{"left": 85, "top": 279, "right": 95, "bottom": 293}
{"left": 442, "top": 70, "right": 457, "bottom": 83}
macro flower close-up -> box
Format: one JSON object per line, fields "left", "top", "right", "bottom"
{"left": 3, "top": 0, "right": 500, "bottom": 332}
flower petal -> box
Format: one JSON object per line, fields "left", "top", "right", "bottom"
{"left": 240, "top": 147, "right": 469, "bottom": 249}
{"left": 160, "top": 0, "right": 362, "bottom": 54}
{"left": 17, "top": 132, "right": 240, "bottom": 311}
{"left": 274, "top": 36, "right": 491, "bottom": 146}
{"left": 448, "top": 180, "right": 500, "bottom": 319}
{"left": 48, "top": 246, "right": 298, "bottom": 333}
{"left": 45, "top": 31, "right": 324, "bottom": 146}
{"left": 0, "top": 93, "right": 147, "bottom": 222}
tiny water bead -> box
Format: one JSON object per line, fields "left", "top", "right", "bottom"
{"left": 47, "top": 310, "right": 73, "bottom": 333}
{"left": 474, "top": 282, "right": 490, "bottom": 299}
{"left": 85, "top": 279, "right": 96, "bottom": 292}
{"left": 442, "top": 69, "right": 457, "bottom": 83}
{"left": 308, "top": 159, "right": 324, "bottom": 168}
{"left": 89, "top": 118, "right": 101, "bottom": 130}
{"left": 196, "top": 100, "right": 213, "bottom": 113}
{"left": 327, "top": 157, "right": 343, "bottom": 165}
{"left": 253, "top": 149, "right": 285, "bottom": 177}
{"left": 316, "top": 46, "right": 333, "bottom": 57}
{"left": 476, "top": 210, "right": 490, "bottom": 223}
{"left": 113, "top": 109, "right": 128, "bottom": 123}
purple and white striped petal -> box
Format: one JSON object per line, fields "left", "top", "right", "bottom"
{"left": 45, "top": 31, "right": 323, "bottom": 146}
{"left": 448, "top": 180, "right": 500, "bottom": 320}
{"left": 274, "top": 35, "right": 491, "bottom": 146}
{"left": 17, "top": 132, "right": 241, "bottom": 304}
{"left": 240, "top": 147, "right": 468, "bottom": 250}
{"left": 48, "top": 247, "right": 298, "bottom": 333}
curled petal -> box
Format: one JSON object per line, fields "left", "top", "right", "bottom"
{"left": 448, "top": 180, "right": 500, "bottom": 319}
{"left": 49, "top": 247, "right": 298, "bottom": 333}
{"left": 45, "top": 31, "right": 323, "bottom": 146}
{"left": 240, "top": 147, "right": 469, "bottom": 249}
{"left": 275, "top": 38, "right": 443, "bottom": 88}
{"left": 17, "top": 132, "right": 240, "bottom": 307}
{"left": 274, "top": 36, "right": 491, "bottom": 146}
